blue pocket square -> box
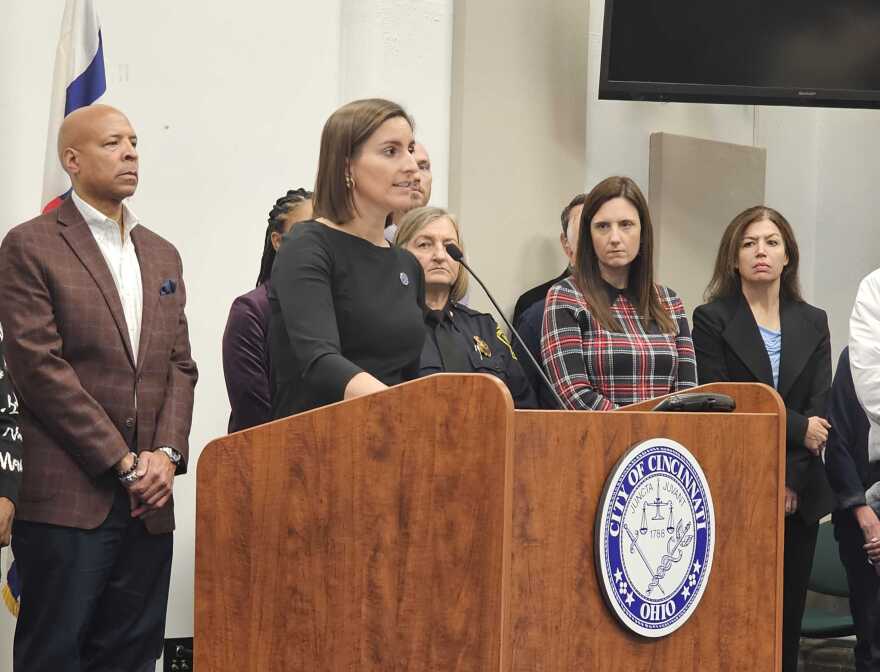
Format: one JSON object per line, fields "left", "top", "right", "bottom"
{"left": 159, "top": 279, "right": 177, "bottom": 296}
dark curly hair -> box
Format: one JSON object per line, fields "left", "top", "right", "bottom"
{"left": 256, "top": 187, "right": 312, "bottom": 286}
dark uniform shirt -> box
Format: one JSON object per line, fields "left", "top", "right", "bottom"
{"left": 418, "top": 301, "right": 537, "bottom": 409}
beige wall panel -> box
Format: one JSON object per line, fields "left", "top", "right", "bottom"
{"left": 649, "top": 132, "right": 766, "bottom": 319}
{"left": 449, "top": 0, "right": 589, "bottom": 316}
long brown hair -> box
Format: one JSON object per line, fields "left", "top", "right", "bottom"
{"left": 573, "top": 176, "right": 676, "bottom": 334}
{"left": 313, "top": 98, "right": 413, "bottom": 225}
{"left": 703, "top": 205, "right": 802, "bottom": 303}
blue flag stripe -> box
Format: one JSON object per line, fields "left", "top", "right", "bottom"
{"left": 63, "top": 30, "right": 107, "bottom": 116}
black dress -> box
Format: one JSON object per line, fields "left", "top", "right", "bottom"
{"left": 269, "top": 221, "right": 425, "bottom": 416}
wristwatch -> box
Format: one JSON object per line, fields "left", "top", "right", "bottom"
{"left": 156, "top": 446, "right": 182, "bottom": 465}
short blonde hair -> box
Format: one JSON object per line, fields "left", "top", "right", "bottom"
{"left": 394, "top": 206, "right": 469, "bottom": 303}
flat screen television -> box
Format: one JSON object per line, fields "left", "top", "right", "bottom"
{"left": 599, "top": 0, "right": 880, "bottom": 108}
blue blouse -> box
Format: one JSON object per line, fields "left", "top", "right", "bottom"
{"left": 758, "top": 325, "right": 782, "bottom": 389}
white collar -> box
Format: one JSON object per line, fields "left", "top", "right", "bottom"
{"left": 71, "top": 190, "right": 140, "bottom": 240}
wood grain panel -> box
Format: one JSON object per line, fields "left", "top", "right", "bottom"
{"left": 198, "top": 378, "right": 783, "bottom": 671}
{"left": 196, "top": 374, "right": 514, "bottom": 672}
{"left": 510, "top": 383, "right": 784, "bottom": 671}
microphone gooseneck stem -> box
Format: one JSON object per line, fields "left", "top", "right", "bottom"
{"left": 453, "top": 255, "right": 567, "bottom": 411}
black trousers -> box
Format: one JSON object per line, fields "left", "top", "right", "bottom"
{"left": 836, "top": 518, "right": 880, "bottom": 672}
{"left": 11, "top": 487, "right": 173, "bottom": 672}
{"left": 782, "top": 514, "right": 819, "bottom": 672}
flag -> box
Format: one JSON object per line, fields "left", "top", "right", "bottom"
{"left": 1, "top": 550, "right": 19, "bottom": 618}
{"left": 40, "top": 0, "right": 107, "bottom": 213}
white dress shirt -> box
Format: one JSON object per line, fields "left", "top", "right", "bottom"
{"left": 850, "top": 267, "right": 880, "bottom": 462}
{"left": 71, "top": 191, "right": 143, "bottom": 361}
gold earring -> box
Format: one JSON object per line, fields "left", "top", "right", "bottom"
{"left": 345, "top": 174, "right": 354, "bottom": 189}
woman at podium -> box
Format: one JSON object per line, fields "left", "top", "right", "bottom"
{"left": 268, "top": 99, "right": 426, "bottom": 415}
{"left": 540, "top": 176, "right": 698, "bottom": 410}
{"left": 393, "top": 206, "right": 537, "bottom": 408}
{"left": 692, "top": 205, "right": 834, "bottom": 672}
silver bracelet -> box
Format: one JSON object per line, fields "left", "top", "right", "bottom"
{"left": 119, "top": 469, "right": 141, "bottom": 485}
{"left": 117, "top": 452, "right": 140, "bottom": 484}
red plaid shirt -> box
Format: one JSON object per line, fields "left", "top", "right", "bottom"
{"left": 541, "top": 277, "right": 697, "bottom": 410}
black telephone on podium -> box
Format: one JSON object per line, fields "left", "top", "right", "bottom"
{"left": 652, "top": 392, "right": 736, "bottom": 412}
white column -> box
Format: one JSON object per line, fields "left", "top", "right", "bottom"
{"left": 339, "top": 0, "right": 454, "bottom": 206}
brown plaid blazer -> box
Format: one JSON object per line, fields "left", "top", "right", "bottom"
{"left": 0, "top": 198, "right": 197, "bottom": 534}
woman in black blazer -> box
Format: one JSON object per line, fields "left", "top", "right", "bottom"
{"left": 692, "top": 206, "right": 834, "bottom": 672}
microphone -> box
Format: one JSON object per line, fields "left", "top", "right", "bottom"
{"left": 444, "top": 243, "right": 566, "bottom": 410}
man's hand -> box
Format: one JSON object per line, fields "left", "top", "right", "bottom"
{"left": 125, "top": 450, "right": 176, "bottom": 518}
{"left": 114, "top": 451, "right": 137, "bottom": 475}
{"left": 0, "top": 497, "right": 14, "bottom": 547}
{"left": 784, "top": 486, "right": 798, "bottom": 516}
{"left": 855, "top": 505, "right": 880, "bottom": 573}
{"left": 804, "top": 416, "right": 831, "bottom": 455}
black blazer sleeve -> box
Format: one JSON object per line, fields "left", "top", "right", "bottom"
{"left": 825, "top": 348, "right": 870, "bottom": 511}
{"left": 786, "top": 309, "right": 831, "bottom": 450}
{"left": 784, "top": 309, "right": 832, "bottom": 503}
{"left": 691, "top": 304, "right": 731, "bottom": 383}
{"left": 692, "top": 298, "right": 833, "bottom": 513}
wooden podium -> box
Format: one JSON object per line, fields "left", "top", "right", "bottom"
{"left": 196, "top": 375, "right": 784, "bottom": 671}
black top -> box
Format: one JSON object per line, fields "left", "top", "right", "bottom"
{"left": 269, "top": 221, "right": 426, "bottom": 416}
{"left": 512, "top": 268, "right": 569, "bottom": 327}
{"left": 825, "top": 347, "right": 877, "bottom": 524}
{"left": 692, "top": 292, "right": 835, "bottom": 523}
{"left": 418, "top": 301, "right": 537, "bottom": 409}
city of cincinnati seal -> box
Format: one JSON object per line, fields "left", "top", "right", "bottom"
{"left": 595, "top": 438, "right": 715, "bottom": 638}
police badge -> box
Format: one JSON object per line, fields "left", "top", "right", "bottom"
{"left": 595, "top": 438, "right": 715, "bottom": 638}
{"left": 473, "top": 336, "right": 491, "bottom": 359}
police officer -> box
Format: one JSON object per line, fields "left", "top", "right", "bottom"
{"left": 395, "top": 206, "right": 537, "bottom": 409}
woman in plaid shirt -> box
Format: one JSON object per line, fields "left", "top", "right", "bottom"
{"left": 540, "top": 176, "right": 697, "bottom": 410}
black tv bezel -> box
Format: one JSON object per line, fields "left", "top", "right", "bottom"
{"left": 598, "top": 0, "right": 880, "bottom": 110}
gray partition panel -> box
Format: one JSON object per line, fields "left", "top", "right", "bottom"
{"left": 649, "top": 132, "right": 766, "bottom": 320}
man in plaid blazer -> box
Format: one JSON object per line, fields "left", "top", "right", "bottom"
{"left": 0, "top": 105, "right": 197, "bottom": 672}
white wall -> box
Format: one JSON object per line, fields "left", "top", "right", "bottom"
{"left": 340, "top": 0, "right": 453, "bottom": 206}
{"left": 812, "top": 109, "right": 880, "bottom": 358}
{"left": 0, "top": 0, "right": 452, "bottom": 665}
{"left": 449, "top": 0, "right": 589, "bottom": 317}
